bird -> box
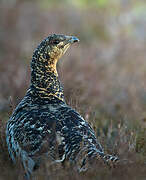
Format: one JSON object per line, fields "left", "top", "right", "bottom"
{"left": 6, "top": 34, "right": 119, "bottom": 179}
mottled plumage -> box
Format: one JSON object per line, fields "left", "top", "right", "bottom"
{"left": 6, "top": 34, "right": 118, "bottom": 179}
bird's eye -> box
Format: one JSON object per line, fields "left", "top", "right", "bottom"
{"left": 53, "top": 40, "right": 60, "bottom": 45}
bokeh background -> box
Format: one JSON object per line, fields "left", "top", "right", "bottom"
{"left": 0, "top": 0, "right": 146, "bottom": 179}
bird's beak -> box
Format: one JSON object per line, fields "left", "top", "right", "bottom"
{"left": 68, "top": 36, "right": 80, "bottom": 44}
{"left": 65, "top": 36, "right": 80, "bottom": 45}
{"left": 59, "top": 35, "right": 79, "bottom": 55}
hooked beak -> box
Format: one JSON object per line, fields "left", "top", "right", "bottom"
{"left": 69, "top": 36, "right": 80, "bottom": 43}
{"left": 65, "top": 36, "right": 80, "bottom": 45}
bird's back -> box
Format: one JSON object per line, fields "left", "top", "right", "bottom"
{"left": 6, "top": 89, "right": 105, "bottom": 176}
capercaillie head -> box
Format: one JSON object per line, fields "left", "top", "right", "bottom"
{"left": 31, "top": 34, "right": 79, "bottom": 75}
{"left": 30, "top": 34, "right": 79, "bottom": 101}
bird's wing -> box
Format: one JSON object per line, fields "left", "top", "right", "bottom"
{"left": 7, "top": 102, "right": 104, "bottom": 172}
{"left": 53, "top": 105, "right": 104, "bottom": 163}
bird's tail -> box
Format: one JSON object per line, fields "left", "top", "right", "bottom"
{"left": 102, "top": 154, "right": 119, "bottom": 167}
{"left": 78, "top": 149, "right": 119, "bottom": 172}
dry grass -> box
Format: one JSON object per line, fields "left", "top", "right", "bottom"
{"left": 0, "top": 0, "right": 146, "bottom": 179}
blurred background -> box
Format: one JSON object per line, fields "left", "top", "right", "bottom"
{"left": 0, "top": 0, "right": 146, "bottom": 179}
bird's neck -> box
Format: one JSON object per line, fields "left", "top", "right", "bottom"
{"left": 30, "top": 58, "right": 65, "bottom": 102}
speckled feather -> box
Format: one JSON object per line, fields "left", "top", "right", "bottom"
{"left": 6, "top": 34, "right": 118, "bottom": 179}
